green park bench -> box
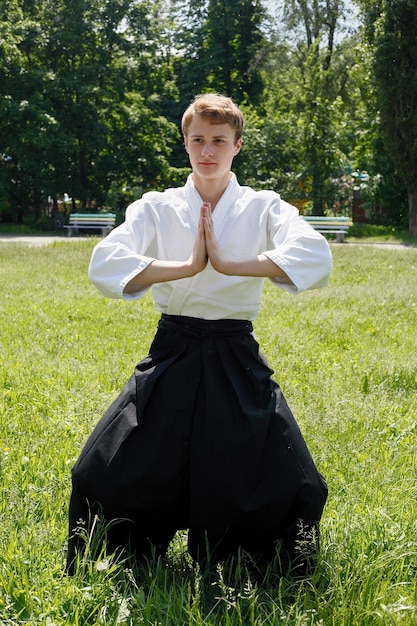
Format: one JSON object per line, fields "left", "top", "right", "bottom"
{"left": 302, "top": 216, "right": 352, "bottom": 243}
{"left": 64, "top": 213, "right": 116, "bottom": 237}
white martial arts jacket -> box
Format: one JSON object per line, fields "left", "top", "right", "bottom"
{"left": 88, "top": 174, "right": 332, "bottom": 320}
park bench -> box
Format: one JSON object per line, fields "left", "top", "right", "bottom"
{"left": 64, "top": 213, "right": 116, "bottom": 237}
{"left": 302, "top": 216, "right": 352, "bottom": 243}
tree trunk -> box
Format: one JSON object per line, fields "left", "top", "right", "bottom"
{"left": 312, "top": 165, "right": 325, "bottom": 216}
{"left": 408, "top": 188, "right": 417, "bottom": 236}
{"left": 33, "top": 197, "right": 41, "bottom": 222}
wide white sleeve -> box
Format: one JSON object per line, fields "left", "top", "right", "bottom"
{"left": 88, "top": 199, "right": 157, "bottom": 299}
{"left": 262, "top": 197, "right": 333, "bottom": 294}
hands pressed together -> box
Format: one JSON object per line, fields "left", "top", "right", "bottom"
{"left": 188, "top": 203, "right": 228, "bottom": 275}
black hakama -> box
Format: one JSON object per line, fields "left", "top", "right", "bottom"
{"left": 67, "top": 314, "right": 327, "bottom": 573}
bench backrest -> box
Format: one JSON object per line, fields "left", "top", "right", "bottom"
{"left": 302, "top": 216, "right": 352, "bottom": 228}
{"left": 68, "top": 213, "right": 116, "bottom": 225}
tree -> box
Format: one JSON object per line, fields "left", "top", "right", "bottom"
{"left": 259, "top": 0, "right": 354, "bottom": 215}
{"left": 170, "top": 0, "right": 268, "bottom": 108}
{"left": 0, "top": 0, "right": 180, "bottom": 221}
{"left": 0, "top": 0, "right": 65, "bottom": 221}
{"left": 42, "top": 0, "right": 179, "bottom": 206}
{"left": 201, "top": 0, "right": 267, "bottom": 103}
{"left": 360, "top": 0, "right": 417, "bottom": 235}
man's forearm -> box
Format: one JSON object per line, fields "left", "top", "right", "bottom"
{"left": 124, "top": 259, "right": 198, "bottom": 294}
{"left": 211, "top": 253, "right": 293, "bottom": 284}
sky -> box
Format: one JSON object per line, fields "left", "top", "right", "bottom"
{"left": 263, "top": 0, "right": 361, "bottom": 35}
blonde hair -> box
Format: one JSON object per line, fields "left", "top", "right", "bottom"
{"left": 181, "top": 93, "right": 244, "bottom": 143}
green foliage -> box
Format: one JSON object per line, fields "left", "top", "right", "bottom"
{"left": 0, "top": 0, "right": 179, "bottom": 218}
{"left": 170, "top": 0, "right": 267, "bottom": 108}
{"left": 200, "top": 0, "right": 267, "bottom": 103}
{"left": 346, "top": 222, "right": 417, "bottom": 243}
{"left": 264, "top": 0, "right": 349, "bottom": 215}
{"left": 0, "top": 0, "right": 414, "bottom": 232}
{"left": 0, "top": 240, "right": 416, "bottom": 624}
{"left": 359, "top": 0, "right": 417, "bottom": 233}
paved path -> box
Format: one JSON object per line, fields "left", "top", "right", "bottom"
{"left": 0, "top": 234, "right": 416, "bottom": 250}
{"left": 343, "top": 241, "right": 417, "bottom": 250}
{"left": 0, "top": 234, "right": 85, "bottom": 246}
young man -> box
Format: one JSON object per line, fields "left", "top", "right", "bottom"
{"left": 67, "top": 93, "right": 332, "bottom": 575}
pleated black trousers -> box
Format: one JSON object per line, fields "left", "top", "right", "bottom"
{"left": 67, "top": 314, "right": 327, "bottom": 572}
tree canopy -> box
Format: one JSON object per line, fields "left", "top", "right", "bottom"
{"left": 360, "top": 0, "right": 417, "bottom": 234}
{"left": 0, "top": 0, "right": 415, "bottom": 232}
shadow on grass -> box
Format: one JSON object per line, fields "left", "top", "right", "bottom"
{"left": 68, "top": 531, "right": 330, "bottom": 625}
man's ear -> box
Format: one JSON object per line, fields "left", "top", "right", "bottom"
{"left": 183, "top": 136, "right": 189, "bottom": 153}
{"left": 234, "top": 137, "right": 243, "bottom": 155}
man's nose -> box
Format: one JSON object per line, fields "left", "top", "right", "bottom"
{"left": 201, "top": 142, "right": 214, "bottom": 156}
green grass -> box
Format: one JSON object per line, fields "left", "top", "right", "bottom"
{"left": 0, "top": 240, "right": 416, "bottom": 625}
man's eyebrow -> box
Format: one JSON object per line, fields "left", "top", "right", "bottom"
{"left": 190, "top": 133, "right": 229, "bottom": 138}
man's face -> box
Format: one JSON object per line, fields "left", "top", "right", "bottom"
{"left": 184, "top": 114, "right": 242, "bottom": 183}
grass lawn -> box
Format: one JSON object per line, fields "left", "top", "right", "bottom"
{"left": 0, "top": 239, "right": 416, "bottom": 625}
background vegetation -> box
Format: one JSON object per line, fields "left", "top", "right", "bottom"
{"left": 0, "top": 239, "right": 416, "bottom": 624}
{"left": 1, "top": 0, "right": 416, "bottom": 233}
